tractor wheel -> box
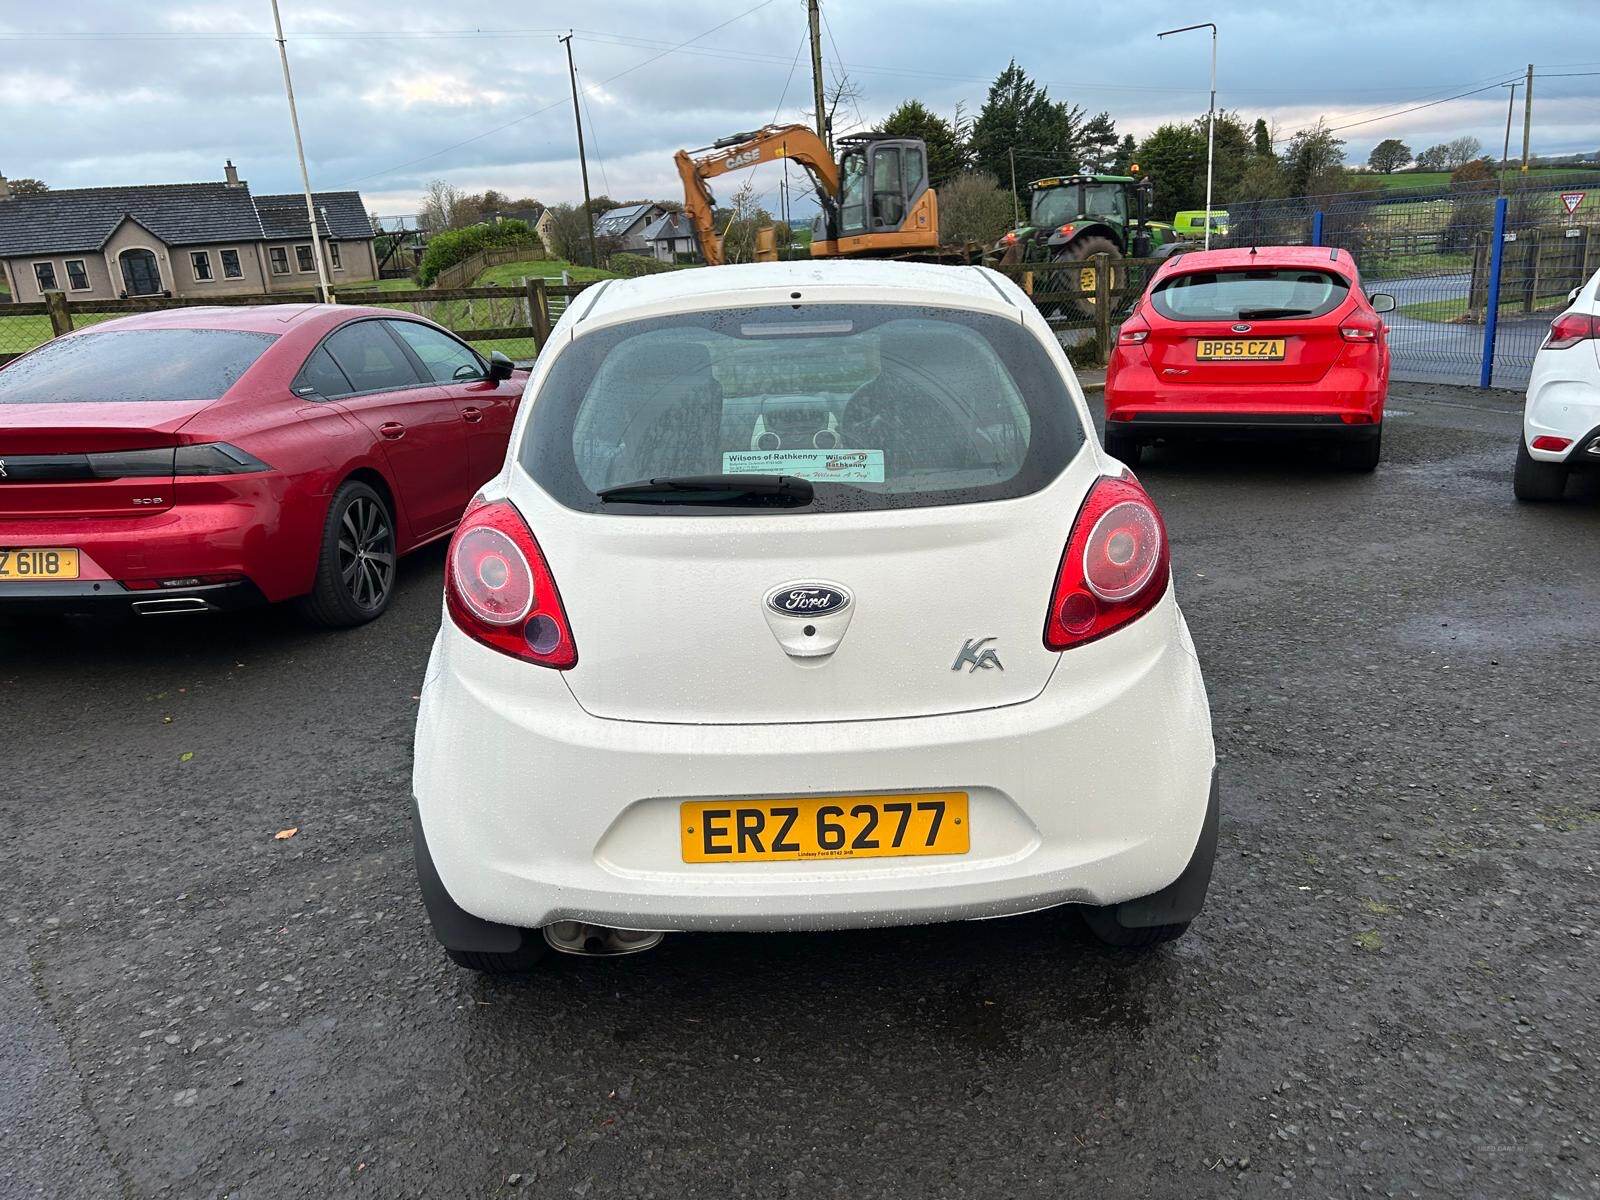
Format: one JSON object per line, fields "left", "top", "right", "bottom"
{"left": 1050, "top": 236, "right": 1123, "bottom": 320}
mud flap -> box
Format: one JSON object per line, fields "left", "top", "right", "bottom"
{"left": 412, "top": 798, "right": 525, "bottom": 954}
{"left": 1112, "top": 767, "right": 1219, "bottom": 929}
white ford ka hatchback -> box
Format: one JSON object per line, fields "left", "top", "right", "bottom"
{"left": 412, "top": 261, "right": 1217, "bottom": 973}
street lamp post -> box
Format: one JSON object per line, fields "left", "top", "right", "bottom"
{"left": 1158, "top": 21, "right": 1217, "bottom": 250}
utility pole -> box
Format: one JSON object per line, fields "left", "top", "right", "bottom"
{"left": 807, "top": 0, "right": 826, "bottom": 149}
{"left": 1520, "top": 63, "right": 1534, "bottom": 174}
{"left": 1008, "top": 147, "right": 1019, "bottom": 226}
{"left": 269, "top": 0, "right": 331, "bottom": 303}
{"left": 1158, "top": 22, "right": 1218, "bottom": 249}
{"left": 560, "top": 33, "right": 598, "bottom": 267}
{"left": 1499, "top": 81, "right": 1519, "bottom": 194}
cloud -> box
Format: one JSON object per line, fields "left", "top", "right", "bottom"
{"left": 1, "top": 0, "right": 1593, "bottom": 213}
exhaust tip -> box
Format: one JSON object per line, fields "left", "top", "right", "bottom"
{"left": 543, "top": 921, "right": 665, "bottom": 957}
{"left": 131, "top": 597, "right": 212, "bottom": 616}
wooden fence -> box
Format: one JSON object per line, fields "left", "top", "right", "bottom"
{"left": 431, "top": 241, "right": 547, "bottom": 290}
{"left": 0, "top": 280, "right": 595, "bottom": 367}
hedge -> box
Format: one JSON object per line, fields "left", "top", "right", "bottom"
{"left": 417, "top": 221, "right": 541, "bottom": 285}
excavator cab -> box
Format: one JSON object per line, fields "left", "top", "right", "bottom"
{"left": 812, "top": 134, "right": 938, "bottom": 259}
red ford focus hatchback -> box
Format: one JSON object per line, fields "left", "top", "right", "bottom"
{"left": 1104, "top": 246, "right": 1394, "bottom": 470}
{"left": 0, "top": 305, "right": 526, "bottom": 624}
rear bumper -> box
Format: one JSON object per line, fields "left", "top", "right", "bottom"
{"left": 0, "top": 577, "right": 266, "bottom": 616}
{"left": 412, "top": 589, "right": 1216, "bottom": 935}
{"left": 1111, "top": 411, "right": 1381, "bottom": 440}
{"left": 1523, "top": 367, "right": 1600, "bottom": 463}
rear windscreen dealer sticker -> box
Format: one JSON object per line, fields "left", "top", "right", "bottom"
{"left": 722, "top": 449, "right": 885, "bottom": 483}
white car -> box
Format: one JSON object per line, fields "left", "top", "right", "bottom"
{"left": 1516, "top": 267, "right": 1600, "bottom": 501}
{"left": 411, "top": 261, "right": 1216, "bottom": 973}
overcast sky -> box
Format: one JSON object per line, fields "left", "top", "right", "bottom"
{"left": 2, "top": 1, "right": 1596, "bottom": 218}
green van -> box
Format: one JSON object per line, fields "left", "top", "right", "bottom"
{"left": 1173, "top": 210, "right": 1230, "bottom": 238}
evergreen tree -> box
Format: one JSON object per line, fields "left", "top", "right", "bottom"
{"left": 881, "top": 99, "right": 964, "bottom": 186}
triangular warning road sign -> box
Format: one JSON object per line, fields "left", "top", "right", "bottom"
{"left": 1560, "top": 191, "right": 1585, "bottom": 216}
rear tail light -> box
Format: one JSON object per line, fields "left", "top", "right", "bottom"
{"left": 1339, "top": 317, "right": 1381, "bottom": 343}
{"left": 445, "top": 500, "right": 577, "bottom": 668}
{"left": 1545, "top": 312, "right": 1598, "bottom": 350}
{"left": 1057, "top": 223, "right": 1077, "bottom": 239}
{"left": 1531, "top": 435, "right": 1573, "bottom": 452}
{"left": 1043, "top": 475, "right": 1171, "bottom": 651}
{"left": 82, "top": 443, "right": 271, "bottom": 478}
{"left": 1118, "top": 315, "right": 1151, "bottom": 345}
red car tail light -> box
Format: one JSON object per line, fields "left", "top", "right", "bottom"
{"left": 445, "top": 500, "right": 577, "bottom": 669}
{"left": 1057, "top": 223, "right": 1077, "bottom": 239}
{"left": 1043, "top": 475, "right": 1171, "bottom": 651}
{"left": 1532, "top": 435, "right": 1573, "bottom": 452}
{"left": 1545, "top": 311, "right": 1598, "bottom": 350}
{"left": 1340, "top": 315, "right": 1381, "bottom": 342}
{"left": 1118, "top": 315, "right": 1151, "bottom": 345}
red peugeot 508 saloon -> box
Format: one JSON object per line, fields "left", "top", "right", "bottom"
{"left": 1103, "top": 246, "right": 1395, "bottom": 470}
{"left": 0, "top": 305, "right": 526, "bottom": 625}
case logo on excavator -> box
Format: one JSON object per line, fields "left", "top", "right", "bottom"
{"left": 726, "top": 148, "right": 762, "bottom": 169}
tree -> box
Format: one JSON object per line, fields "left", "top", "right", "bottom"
{"left": 1251, "top": 118, "right": 1273, "bottom": 159}
{"left": 1442, "top": 136, "right": 1483, "bottom": 170}
{"left": 1280, "top": 119, "right": 1347, "bottom": 196}
{"left": 1368, "top": 138, "right": 1411, "bottom": 174}
{"left": 1078, "top": 112, "right": 1119, "bottom": 173}
{"left": 1232, "top": 156, "right": 1287, "bottom": 203}
{"left": 1205, "top": 110, "right": 1257, "bottom": 201}
{"left": 1451, "top": 156, "right": 1496, "bottom": 186}
{"left": 7, "top": 178, "right": 49, "bottom": 197}
{"left": 970, "top": 61, "right": 1087, "bottom": 199}
{"left": 881, "top": 99, "right": 963, "bottom": 186}
{"left": 1415, "top": 143, "right": 1450, "bottom": 172}
{"left": 1110, "top": 134, "right": 1138, "bottom": 175}
{"left": 540, "top": 203, "right": 595, "bottom": 263}
{"left": 719, "top": 180, "right": 773, "bottom": 264}
{"left": 936, "top": 172, "right": 1015, "bottom": 246}
{"left": 418, "top": 179, "right": 463, "bottom": 232}
{"left": 1134, "top": 122, "right": 1207, "bottom": 217}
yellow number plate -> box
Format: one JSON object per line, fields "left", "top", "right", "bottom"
{"left": 681, "top": 792, "right": 969, "bottom": 863}
{"left": 1079, "top": 266, "right": 1097, "bottom": 292}
{"left": 1195, "top": 338, "right": 1286, "bottom": 361}
{"left": 0, "top": 548, "right": 79, "bottom": 580}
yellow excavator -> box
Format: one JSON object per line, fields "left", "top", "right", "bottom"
{"left": 674, "top": 123, "right": 942, "bottom": 265}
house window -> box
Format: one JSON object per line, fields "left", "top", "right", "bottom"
{"left": 295, "top": 244, "right": 315, "bottom": 273}
{"left": 33, "top": 262, "right": 58, "bottom": 292}
{"left": 270, "top": 247, "right": 290, "bottom": 275}
{"left": 219, "top": 248, "right": 243, "bottom": 279}
{"left": 65, "top": 259, "right": 90, "bottom": 291}
{"left": 190, "top": 250, "right": 214, "bottom": 282}
{"left": 327, "top": 242, "right": 342, "bottom": 270}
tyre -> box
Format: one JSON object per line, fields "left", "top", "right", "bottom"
{"left": 446, "top": 938, "right": 549, "bottom": 977}
{"left": 296, "top": 479, "right": 398, "bottom": 627}
{"left": 1081, "top": 906, "right": 1191, "bottom": 948}
{"left": 1512, "top": 437, "right": 1569, "bottom": 501}
{"left": 1104, "top": 425, "right": 1141, "bottom": 465}
{"left": 1337, "top": 427, "right": 1382, "bottom": 472}
{"left": 1053, "top": 235, "right": 1123, "bottom": 320}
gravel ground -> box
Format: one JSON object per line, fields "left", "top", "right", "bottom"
{"left": 3, "top": 381, "right": 1598, "bottom": 1199}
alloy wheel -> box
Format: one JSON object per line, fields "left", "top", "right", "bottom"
{"left": 336, "top": 495, "right": 395, "bottom": 611}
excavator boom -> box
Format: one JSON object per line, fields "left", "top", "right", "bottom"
{"left": 674, "top": 124, "right": 839, "bottom": 267}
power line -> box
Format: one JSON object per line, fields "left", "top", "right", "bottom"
{"left": 573, "top": 65, "right": 612, "bottom": 198}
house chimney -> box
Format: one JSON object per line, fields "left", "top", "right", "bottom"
{"left": 0, "top": 174, "right": 11, "bottom": 201}
{"left": 224, "top": 160, "right": 241, "bottom": 188}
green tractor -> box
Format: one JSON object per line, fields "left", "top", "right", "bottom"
{"left": 994, "top": 171, "right": 1188, "bottom": 317}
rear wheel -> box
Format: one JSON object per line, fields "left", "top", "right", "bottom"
{"left": 1104, "top": 425, "right": 1141, "bottom": 465}
{"left": 446, "top": 939, "right": 549, "bottom": 977}
{"left": 1053, "top": 236, "right": 1123, "bottom": 320}
{"left": 1513, "top": 438, "right": 1569, "bottom": 501}
{"left": 1081, "top": 907, "right": 1191, "bottom": 948}
{"left": 1337, "top": 427, "right": 1382, "bottom": 472}
{"left": 297, "top": 480, "right": 397, "bottom": 627}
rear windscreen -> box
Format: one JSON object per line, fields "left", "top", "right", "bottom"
{"left": 1150, "top": 269, "right": 1350, "bottom": 322}
{"left": 0, "top": 328, "right": 277, "bottom": 404}
{"left": 520, "top": 303, "right": 1085, "bottom": 515}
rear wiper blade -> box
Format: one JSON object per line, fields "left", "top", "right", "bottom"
{"left": 1235, "top": 307, "right": 1313, "bottom": 320}
{"left": 597, "top": 473, "right": 815, "bottom": 506}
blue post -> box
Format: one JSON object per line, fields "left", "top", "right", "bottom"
{"left": 1479, "top": 196, "right": 1508, "bottom": 389}
{"left": 1311, "top": 210, "right": 1324, "bottom": 247}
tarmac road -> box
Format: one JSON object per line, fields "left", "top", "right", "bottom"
{"left": 3, "top": 381, "right": 1598, "bottom": 1199}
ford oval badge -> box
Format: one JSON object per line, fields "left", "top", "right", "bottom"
{"left": 1231, "top": 323, "right": 1252, "bottom": 333}
{"left": 765, "top": 582, "right": 851, "bottom": 618}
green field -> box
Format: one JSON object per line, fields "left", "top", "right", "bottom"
{"left": 1398, "top": 292, "right": 1571, "bottom": 323}
{"left": 1366, "top": 166, "right": 1600, "bottom": 191}
{"left": 473, "top": 258, "right": 617, "bottom": 286}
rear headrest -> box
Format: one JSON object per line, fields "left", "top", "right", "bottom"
{"left": 650, "top": 340, "right": 712, "bottom": 375}
{"left": 606, "top": 339, "right": 712, "bottom": 386}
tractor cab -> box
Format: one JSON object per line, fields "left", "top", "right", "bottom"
{"left": 811, "top": 133, "right": 937, "bottom": 257}
{"left": 1020, "top": 173, "right": 1156, "bottom": 256}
